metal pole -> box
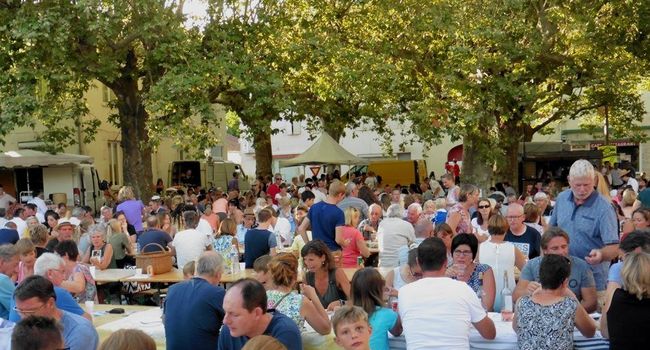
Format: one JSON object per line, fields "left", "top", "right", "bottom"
{"left": 605, "top": 105, "right": 610, "bottom": 146}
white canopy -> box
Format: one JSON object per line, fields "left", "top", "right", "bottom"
{"left": 279, "top": 132, "right": 368, "bottom": 167}
{"left": 0, "top": 150, "right": 94, "bottom": 168}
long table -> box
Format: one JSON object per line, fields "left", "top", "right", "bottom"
{"left": 387, "top": 312, "right": 610, "bottom": 350}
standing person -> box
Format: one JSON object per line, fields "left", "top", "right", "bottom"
{"left": 115, "top": 186, "right": 145, "bottom": 233}
{"left": 337, "top": 183, "right": 369, "bottom": 222}
{"left": 0, "top": 245, "right": 19, "bottom": 319}
{"left": 513, "top": 255, "right": 596, "bottom": 350}
{"left": 442, "top": 173, "right": 459, "bottom": 208}
{"left": 446, "top": 184, "right": 480, "bottom": 235}
{"left": 0, "top": 185, "right": 15, "bottom": 212}
{"left": 376, "top": 204, "right": 415, "bottom": 268}
{"left": 349, "top": 268, "right": 402, "bottom": 350}
{"left": 13, "top": 276, "right": 99, "bottom": 350}
{"left": 620, "top": 169, "right": 639, "bottom": 192}
{"left": 172, "top": 211, "right": 213, "bottom": 268}
{"left": 549, "top": 159, "right": 619, "bottom": 307}
{"left": 298, "top": 181, "right": 347, "bottom": 255}
{"left": 601, "top": 252, "right": 650, "bottom": 348}
{"left": 267, "top": 174, "right": 283, "bottom": 206}
{"left": 164, "top": 252, "right": 226, "bottom": 350}
{"left": 218, "top": 279, "right": 303, "bottom": 350}
{"left": 228, "top": 172, "right": 240, "bottom": 192}
{"left": 341, "top": 207, "right": 370, "bottom": 268}
{"left": 301, "top": 240, "right": 350, "bottom": 311}
{"left": 398, "top": 237, "right": 496, "bottom": 349}
{"left": 478, "top": 215, "right": 526, "bottom": 312}
{"left": 244, "top": 209, "right": 277, "bottom": 268}
{"left": 504, "top": 203, "right": 541, "bottom": 260}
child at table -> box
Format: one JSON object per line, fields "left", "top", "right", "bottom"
{"left": 332, "top": 305, "right": 372, "bottom": 350}
{"left": 252, "top": 255, "right": 272, "bottom": 290}
{"left": 182, "top": 261, "right": 195, "bottom": 280}
{"left": 341, "top": 207, "right": 370, "bottom": 268}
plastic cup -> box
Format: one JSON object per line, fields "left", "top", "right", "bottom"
{"left": 239, "top": 262, "right": 246, "bottom": 272}
{"left": 89, "top": 266, "right": 96, "bottom": 279}
{"left": 85, "top": 301, "right": 94, "bottom": 317}
{"left": 135, "top": 268, "right": 143, "bottom": 276}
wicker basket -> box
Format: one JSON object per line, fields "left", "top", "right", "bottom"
{"left": 136, "top": 243, "right": 173, "bottom": 275}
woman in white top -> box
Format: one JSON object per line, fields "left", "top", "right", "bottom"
{"left": 470, "top": 198, "right": 492, "bottom": 243}
{"left": 478, "top": 214, "right": 526, "bottom": 312}
{"left": 385, "top": 249, "right": 422, "bottom": 296}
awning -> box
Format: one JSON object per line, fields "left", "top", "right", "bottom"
{"left": 0, "top": 150, "right": 94, "bottom": 168}
{"left": 279, "top": 132, "right": 368, "bottom": 167}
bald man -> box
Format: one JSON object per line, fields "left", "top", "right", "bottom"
{"left": 504, "top": 203, "right": 541, "bottom": 260}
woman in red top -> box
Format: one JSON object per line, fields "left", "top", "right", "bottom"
{"left": 341, "top": 207, "right": 371, "bottom": 268}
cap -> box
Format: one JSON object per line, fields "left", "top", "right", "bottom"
{"left": 151, "top": 195, "right": 161, "bottom": 201}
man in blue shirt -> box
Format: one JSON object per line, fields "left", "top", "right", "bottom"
{"left": 549, "top": 159, "right": 619, "bottom": 307}
{"left": 164, "top": 251, "right": 227, "bottom": 350}
{"left": 513, "top": 227, "right": 598, "bottom": 312}
{"left": 298, "top": 180, "right": 347, "bottom": 252}
{"left": 244, "top": 209, "right": 277, "bottom": 268}
{"left": 138, "top": 215, "right": 173, "bottom": 253}
{"left": 14, "top": 276, "right": 98, "bottom": 350}
{"left": 9, "top": 252, "right": 89, "bottom": 322}
{"left": 0, "top": 244, "right": 19, "bottom": 319}
{"left": 218, "top": 278, "right": 302, "bottom": 350}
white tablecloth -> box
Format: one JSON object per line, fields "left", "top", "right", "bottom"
{"left": 97, "top": 307, "right": 165, "bottom": 340}
{"left": 388, "top": 312, "right": 609, "bottom": 350}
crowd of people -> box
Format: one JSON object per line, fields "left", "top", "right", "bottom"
{"left": 0, "top": 158, "right": 649, "bottom": 349}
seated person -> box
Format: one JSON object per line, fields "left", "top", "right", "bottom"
{"left": 332, "top": 305, "right": 372, "bottom": 350}
{"left": 513, "top": 227, "right": 597, "bottom": 313}
{"left": 601, "top": 252, "right": 650, "bottom": 348}
{"left": 11, "top": 316, "right": 64, "bottom": 350}
{"left": 218, "top": 278, "right": 302, "bottom": 350}
{"left": 13, "top": 276, "right": 98, "bottom": 350}
{"left": 301, "top": 240, "right": 350, "bottom": 311}
{"left": 385, "top": 249, "right": 422, "bottom": 296}
{"left": 513, "top": 255, "right": 596, "bottom": 350}
{"left": 252, "top": 255, "right": 272, "bottom": 290}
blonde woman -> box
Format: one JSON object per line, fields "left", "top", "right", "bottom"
{"left": 340, "top": 207, "right": 370, "bottom": 268}
{"left": 621, "top": 188, "right": 637, "bottom": 219}
{"left": 601, "top": 252, "right": 650, "bottom": 347}
{"left": 107, "top": 219, "right": 134, "bottom": 268}
{"left": 116, "top": 186, "right": 145, "bottom": 233}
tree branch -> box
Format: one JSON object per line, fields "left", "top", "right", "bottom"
{"left": 531, "top": 103, "right": 603, "bottom": 133}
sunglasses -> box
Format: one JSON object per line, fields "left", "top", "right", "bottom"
{"left": 478, "top": 205, "right": 491, "bottom": 209}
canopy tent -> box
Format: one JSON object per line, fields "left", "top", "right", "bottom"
{"left": 0, "top": 150, "right": 94, "bottom": 168}
{"left": 279, "top": 132, "right": 368, "bottom": 167}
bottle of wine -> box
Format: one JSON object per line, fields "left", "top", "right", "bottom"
{"left": 476, "top": 272, "right": 487, "bottom": 311}
{"left": 501, "top": 270, "right": 514, "bottom": 321}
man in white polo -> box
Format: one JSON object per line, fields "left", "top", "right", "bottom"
{"left": 399, "top": 237, "right": 495, "bottom": 349}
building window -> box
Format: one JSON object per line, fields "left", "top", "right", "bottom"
{"left": 108, "top": 142, "right": 120, "bottom": 185}
{"left": 290, "top": 121, "right": 301, "bottom": 135}
{"left": 102, "top": 85, "right": 115, "bottom": 103}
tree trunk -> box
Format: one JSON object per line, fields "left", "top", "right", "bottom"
{"left": 114, "top": 49, "right": 153, "bottom": 201}
{"left": 461, "top": 134, "right": 494, "bottom": 193}
{"left": 253, "top": 130, "right": 273, "bottom": 179}
{"left": 497, "top": 137, "right": 520, "bottom": 192}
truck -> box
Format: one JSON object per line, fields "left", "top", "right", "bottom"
{"left": 344, "top": 159, "right": 428, "bottom": 188}
{"left": 0, "top": 162, "right": 101, "bottom": 211}
{"left": 167, "top": 160, "right": 250, "bottom": 192}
